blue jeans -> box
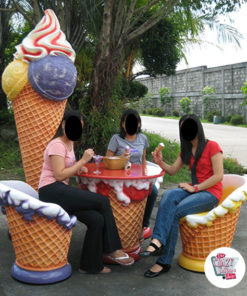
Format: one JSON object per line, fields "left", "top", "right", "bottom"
{"left": 143, "top": 184, "right": 158, "bottom": 227}
{"left": 152, "top": 188, "right": 219, "bottom": 265}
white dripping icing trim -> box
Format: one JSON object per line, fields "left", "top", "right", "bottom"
{"left": 183, "top": 176, "right": 247, "bottom": 228}
{"left": 155, "top": 176, "right": 163, "bottom": 190}
{"left": 0, "top": 183, "right": 77, "bottom": 228}
{"left": 79, "top": 177, "right": 156, "bottom": 206}
{"left": 145, "top": 161, "right": 163, "bottom": 190}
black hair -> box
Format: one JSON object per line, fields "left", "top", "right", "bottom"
{"left": 179, "top": 114, "right": 208, "bottom": 184}
{"left": 119, "top": 109, "right": 142, "bottom": 139}
{"left": 53, "top": 110, "right": 84, "bottom": 139}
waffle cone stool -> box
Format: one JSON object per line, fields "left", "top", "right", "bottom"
{"left": 0, "top": 182, "right": 76, "bottom": 284}
{"left": 178, "top": 174, "right": 247, "bottom": 272}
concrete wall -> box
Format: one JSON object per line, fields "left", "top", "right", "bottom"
{"left": 137, "top": 62, "right": 247, "bottom": 118}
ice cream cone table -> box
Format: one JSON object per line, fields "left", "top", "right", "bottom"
{"left": 77, "top": 163, "right": 164, "bottom": 261}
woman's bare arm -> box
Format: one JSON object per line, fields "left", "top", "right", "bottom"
{"left": 152, "top": 150, "right": 183, "bottom": 176}
{"left": 51, "top": 149, "right": 94, "bottom": 181}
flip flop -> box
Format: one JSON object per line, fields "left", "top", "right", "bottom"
{"left": 105, "top": 253, "right": 134, "bottom": 266}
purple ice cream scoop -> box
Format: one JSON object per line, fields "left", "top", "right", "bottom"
{"left": 28, "top": 55, "right": 77, "bottom": 101}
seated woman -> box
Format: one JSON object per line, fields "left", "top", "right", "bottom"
{"left": 140, "top": 114, "right": 223, "bottom": 278}
{"left": 106, "top": 109, "right": 158, "bottom": 239}
{"left": 38, "top": 110, "right": 134, "bottom": 274}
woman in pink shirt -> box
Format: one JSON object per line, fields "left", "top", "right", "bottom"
{"left": 39, "top": 110, "right": 134, "bottom": 274}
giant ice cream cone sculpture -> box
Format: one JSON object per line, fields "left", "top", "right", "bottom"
{"left": 2, "top": 10, "right": 77, "bottom": 191}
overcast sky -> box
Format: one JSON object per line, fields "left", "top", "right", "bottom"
{"left": 177, "top": 3, "right": 247, "bottom": 70}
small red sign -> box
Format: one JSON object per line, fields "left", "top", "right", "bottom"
{"left": 225, "top": 273, "right": 236, "bottom": 280}
{"left": 216, "top": 253, "right": 226, "bottom": 259}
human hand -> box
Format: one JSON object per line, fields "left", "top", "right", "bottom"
{"left": 152, "top": 150, "right": 163, "bottom": 165}
{"left": 81, "top": 149, "right": 94, "bottom": 163}
{"left": 178, "top": 183, "right": 195, "bottom": 193}
{"left": 78, "top": 166, "right": 88, "bottom": 175}
{"left": 122, "top": 151, "right": 130, "bottom": 158}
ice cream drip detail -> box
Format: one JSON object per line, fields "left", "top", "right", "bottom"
{"left": 181, "top": 183, "right": 247, "bottom": 228}
{"left": 14, "top": 9, "right": 75, "bottom": 63}
{"left": 0, "top": 183, "right": 77, "bottom": 230}
{"left": 79, "top": 177, "right": 154, "bottom": 206}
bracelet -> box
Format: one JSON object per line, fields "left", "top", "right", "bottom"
{"left": 194, "top": 184, "right": 199, "bottom": 193}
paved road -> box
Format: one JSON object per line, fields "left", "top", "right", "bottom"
{"left": 141, "top": 116, "right": 247, "bottom": 167}
{"left": 1, "top": 189, "right": 247, "bottom": 296}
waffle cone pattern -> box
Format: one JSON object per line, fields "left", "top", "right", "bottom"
{"left": 179, "top": 207, "right": 241, "bottom": 260}
{"left": 5, "top": 206, "right": 72, "bottom": 271}
{"left": 108, "top": 189, "right": 147, "bottom": 249}
{"left": 13, "top": 83, "right": 67, "bottom": 191}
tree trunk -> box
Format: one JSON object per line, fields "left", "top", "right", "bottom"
{"left": 89, "top": 45, "right": 123, "bottom": 111}
{"left": 88, "top": 0, "right": 117, "bottom": 111}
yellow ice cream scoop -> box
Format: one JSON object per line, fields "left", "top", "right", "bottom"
{"left": 2, "top": 59, "right": 29, "bottom": 101}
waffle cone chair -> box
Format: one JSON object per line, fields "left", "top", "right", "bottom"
{"left": 178, "top": 174, "right": 247, "bottom": 272}
{"left": 0, "top": 181, "right": 77, "bottom": 284}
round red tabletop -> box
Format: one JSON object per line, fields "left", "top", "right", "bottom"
{"left": 78, "top": 163, "right": 164, "bottom": 180}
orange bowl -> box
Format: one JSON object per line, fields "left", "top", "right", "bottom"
{"left": 103, "top": 156, "right": 128, "bottom": 170}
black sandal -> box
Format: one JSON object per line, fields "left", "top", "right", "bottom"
{"left": 144, "top": 263, "right": 171, "bottom": 278}
{"left": 139, "top": 242, "right": 164, "bottom": 257}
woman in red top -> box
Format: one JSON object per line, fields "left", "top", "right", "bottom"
{"left": 39, "top": 110, "right": 134, "bottom": 274}
{"left": 140, "top": 114, "right": 223, "bottom": 278}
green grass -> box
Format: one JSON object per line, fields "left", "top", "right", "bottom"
{"left": 0, "top": 138, "right": 25, "bottom": 181}
{"left": 145, "top": 132, "right": 191, "bottom": 187}
{"left": 223, "top": 157, "right": 246, "bottom": 175}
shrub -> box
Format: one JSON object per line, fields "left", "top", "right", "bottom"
{"left": 116, "top": 78, "right": 148, "bottom": 101}
{"left": 173, "top": 109, "right": 179, "bottom": 117}
{"left": 179, "top": 97, "right": 191, "bottom": 114}
{"left": 126, "top": 80, "right": 148, "bottom": 100}
{"left": 146, "top": 108, "right": 154, "bottom": 115}
{"left": 139, "top": 93, "right": 153, "bottom": 112}
{"left": 206, "top": 111, "right": 220, "bottom": 122}
{"left": 225, "top": 114, "right": 232, "bottom": 123}
{"left": 241, "top": 81, "right": 247, "bottom": 107}
{"left": 202, "top": 86, "right": 216, "bottom": 115}
{"left": 159, "top": 87, "right": 173, "bottom": 115}
{"left": 0, "top": 110, "right": 15, "bottom": 126}
{"left": 152, "top": 108, "right": 165, "bottom": 117}
{"left": 223, "top": 157, "right": 245, "bottom": 175}
{"left": 144, "top": 107, "right": 165, "bottom": 117}
{"left": 230, "top": 114, "right": 244, "bottom": 125}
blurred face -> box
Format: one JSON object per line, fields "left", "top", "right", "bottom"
{"left": 123, "top": 113, "right": 140, "bottom": 136}
{"left": 63, "top": 116, "right": 84, "bottom": 141}
{"left": 180, "top": 118, "right": 198, "bottom": 141}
